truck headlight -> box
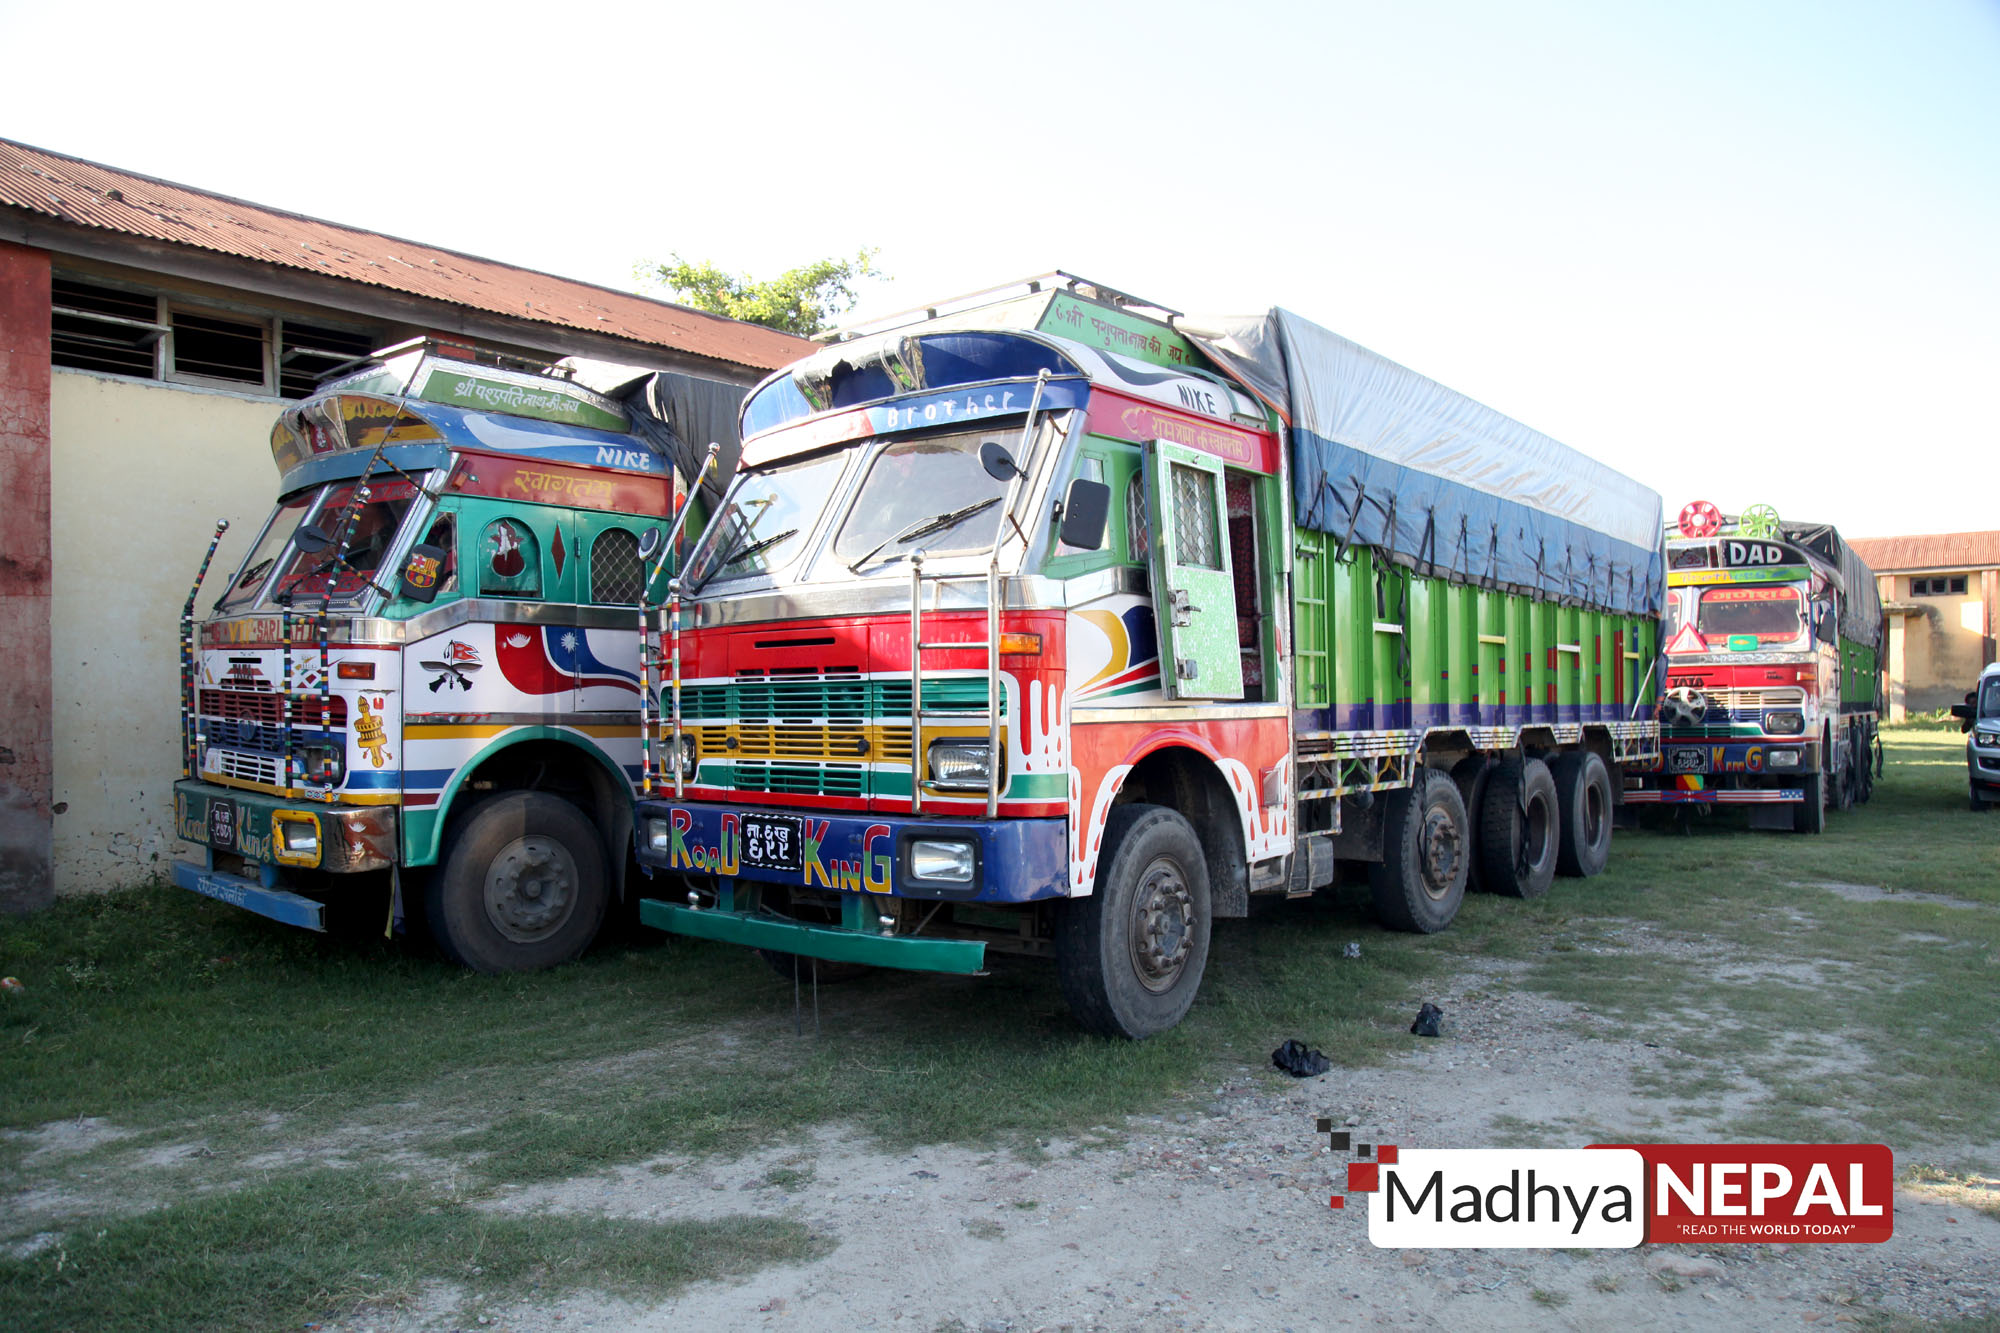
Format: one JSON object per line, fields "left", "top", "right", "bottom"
{"left": 1766, "top": 749, "right": 1802, "bottom": 769}
{"left": 1765, "top": 710, "right": 1805, "bottom": 735}
{"left": 908, "top": 838, "right": 976, "bottom": 883}
{"left": 645, "top": 818, "right": 674, "bottom": 852}
{"left": 272, "top": 811, "right": 321, "bottom": 867}
{"left": 301, "top": 743, "right": 345, "bottom": 785}
{"left": 927, "top": 740, "right": 992, "bottom": 789}
{"left": 1976, "top": 728, "right": 2000, "bottom": 751}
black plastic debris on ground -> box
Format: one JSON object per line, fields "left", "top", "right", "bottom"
{"left": 1271, "top": 1039, "right": 1331, "bottom": 1078}
{"left": 1410, "top": 1002, "right": 1445, "bottom": 1037}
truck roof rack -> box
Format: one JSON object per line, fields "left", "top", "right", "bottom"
{"left": 822, "top": 270, "right": 1181, "bottom": 343}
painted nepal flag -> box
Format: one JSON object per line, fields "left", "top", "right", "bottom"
{"left": 494, "top": 627, "right": 640, "bottom": 696}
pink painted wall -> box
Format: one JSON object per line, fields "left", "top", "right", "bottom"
{"left": 0, "top": 239, "right": 52, "bottom": 911}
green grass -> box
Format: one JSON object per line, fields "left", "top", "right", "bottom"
{"left": 0, "top": 1169, "right": 824, "bottom": 1333}
{"left": 0, "top": 727, "right": 1992, "bottom": 1328}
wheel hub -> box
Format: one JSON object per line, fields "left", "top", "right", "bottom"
{"left": 1129, "top": 860, "right": 1194, "bottom": 993}
{"left": 1419, "top": 806, "right": 1463, "bottom": 897}
{"left": 485, "top": 835, "right": 579, "bottom": 942}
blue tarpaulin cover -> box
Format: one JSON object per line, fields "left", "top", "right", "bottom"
{"left": 1182, "top": 310, "right": 1664, "bottom": 619}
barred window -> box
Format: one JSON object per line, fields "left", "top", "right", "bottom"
{"left": 590, "top": 527, "right": 644, "bottom": 605}
{"left": 1126, "top": 473, "right": 1150, "bottom": 564}
{"left": 1170, "top": 463, "right": 1220, "bottom": 569}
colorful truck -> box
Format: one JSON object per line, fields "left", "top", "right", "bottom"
{"left": 1623, "top": 502, "right": 1883, "bottom": 832}
{"left": 629, "top": 275, "right": 1664, "bottom": 1038}
{"left": 170, "top": 341, "right": 743, "bottom": 971}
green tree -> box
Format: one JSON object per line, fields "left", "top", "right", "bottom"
{"left": 641, "top": 248, "right": 884, "bottom": 336}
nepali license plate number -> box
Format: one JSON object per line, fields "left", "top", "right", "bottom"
{"left": 207, "top": 797, "right": 238, "bottom": 850}
{"left": 1668, "top": 748, "right": 1709, "bottom": 774}
{"left": 741, "top": 814, "right": 803, "bottom": 872}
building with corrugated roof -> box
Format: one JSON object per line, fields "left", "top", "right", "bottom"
{"left": 0, "top": 137, "right": 808, "bottom": 907}
{"left": 1849, "top": 531, "right": 2000, "bottom": 720}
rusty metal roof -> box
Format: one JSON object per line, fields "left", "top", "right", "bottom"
{"left": 0, "top": 137, "right": 809, "bottom": 373}
{"left": 1849, "top": 531, "right": 2000, "bottom": 574}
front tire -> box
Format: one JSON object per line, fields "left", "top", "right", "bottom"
{"left": 427, "top": 792, "right": 609, "bottom": 973}
{"left": 1055, "top": 804, "right": 1212, "bottom": 1040}
{"left": 1552, "top": 750, "right": 1613, "bottom": 877}
{"left": 1369, "top": 768, "right": 1469, "bottom": 933}
{"left": 1793, "top": 767, "right": 1827, "bottom": 835}
{"left": 1480, "top": 757, "right": 1559, "bottom": 900}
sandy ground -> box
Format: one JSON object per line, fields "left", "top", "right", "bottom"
{"left": 346, "top": 971, "right": 2000, "bottom": 1333}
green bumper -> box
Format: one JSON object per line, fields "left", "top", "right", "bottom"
{"left": 638, "top": 899, "right": 987, "bottom": 975}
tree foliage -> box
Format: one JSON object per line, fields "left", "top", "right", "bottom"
{"left": 642, "top": 248, "right": 883, "bottom": 336}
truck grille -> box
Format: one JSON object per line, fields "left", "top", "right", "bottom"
{"left": 197, "top": 688, "right": 347, "bottom": 759}
{"left": 683, "top": 670, "right": 994, "bottom": 768}
{"left": 1664, "top": 686, "right": 1805, "bottom": 737}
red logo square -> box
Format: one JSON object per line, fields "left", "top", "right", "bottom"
{"left": 1347, "top": 1162, "right": 1379, "bottom": 1192}
{"left": 1378, "top": 1145, "right": 1399, "bottom": 1166}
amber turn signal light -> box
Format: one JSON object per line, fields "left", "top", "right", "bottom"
{"left": 337, "top": 662, "right": 376, "bottom": 680}
{"left": 999, "top": 632, "right": 1043, "bottom": 656}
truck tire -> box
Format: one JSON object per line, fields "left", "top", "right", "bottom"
{"left": 1055, "top": 804, "right": 1212, "bottom": 1040}
{"left": 1552, "top": 750, "right": 1612, "bottom": 877}
{"left": 427, "top": 791, "right": 609, "bottom": 973}
{"left": 1836, "top": 734, "right": 1858, "bottom": 812}
{"left": 1480, "top": 757, "right": 1559, "bottom": 900}
{"left": 1451, "top": 757, "right": 1491, "bottom": 894}
{"left": 1793, "top": 770, "right": 1827, "bottom": 835}
{"left": 1368, "top": 768, "right": 1469, "bottom": 933}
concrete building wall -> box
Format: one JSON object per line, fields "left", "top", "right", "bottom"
{"left": 0, "top": 240, "right": 53, "bottom": 912}
{"left": 1894, "top": 573, "right": 1992, "bottom": 715}
{"left": 49, "top": 371, "right": 280, "bottom": 893}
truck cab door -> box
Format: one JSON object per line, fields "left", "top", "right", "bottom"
{"left": 1145, "top": 441, "right": 1244, "bottom": 700}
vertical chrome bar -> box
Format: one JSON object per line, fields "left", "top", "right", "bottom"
{"left": 986, "top": 560, "right": 1001, "bottom": 819}
{"left": 670, "top": 577, "right": 686, "bottom": 800}
{"left": 637, "top": 574, "right": 654, "bottom": 796}
{"left": 179, "top": 518, "right": 229, "bottom": 779}
{"left": 909, "top": 549, "right": 926, "bottom": 814}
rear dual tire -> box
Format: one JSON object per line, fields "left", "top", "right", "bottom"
{"left": 1480, "top": 757, "right": 1560, "bottom": 900}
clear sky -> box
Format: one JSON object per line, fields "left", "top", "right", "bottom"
{"left": 4, "top": 0, "right": 1995, "bottom": 538}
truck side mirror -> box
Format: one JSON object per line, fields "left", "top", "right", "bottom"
{"left": 1058, "top": 478, "right": 1111, "bottom": 551}
{"left": 980, "top": 441, "right": 1024, "bottom": 481}
{"left": 1952, "top": 698, "right": 1974, "bottom": 732}
{"left": 1812, "top": 599, "right": 1837, "bottom": 641}
{"left": 398, "top": 544, "right": 448, "bottom": 603}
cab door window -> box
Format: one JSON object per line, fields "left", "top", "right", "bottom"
{"left": 479, "top": 517, "right": 543, "bottom": 599}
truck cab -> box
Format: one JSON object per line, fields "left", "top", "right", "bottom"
{"left": 172, "top": 341, "right": 738, "bottom": 970}
{"left": 1627, "top": 503, "right": 1882, "bottom": 832}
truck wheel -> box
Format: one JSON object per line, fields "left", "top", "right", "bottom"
{"left": 1055, "top": 804, "right": 1212, "bottom": 1040}
{"left": 1836, "top": 736, "right": 1858, "bottom": 811}
{"left": 1480, "top": 757, "right": 1559, "bottom": 900}
{"left": 1451, "top": 757, "right": 1491, "bottom": 894}
{"left": 1971, "top": 786, "right": 1990, "bottom": 813}
{"left": 1368, "top": 768, "right": 1468, "bottom": 933}
{"left": 1552, "top": 750, "right": 1612, "bottom": 877}
{"left": 1793, "top": 770, "right": 1827, "bottom": 835}
{"left": 427, "top": 792, "right": 608, "bottom": 973}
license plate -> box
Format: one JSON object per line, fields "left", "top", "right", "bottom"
{"left": 740, "top": 813, "right": 803, "bottom": 872}
{"left": 208, "top": 797, "right": 238, "bottom": 850}
{"left": 1668, "top": 748, "right": 1709, "bottom": 774}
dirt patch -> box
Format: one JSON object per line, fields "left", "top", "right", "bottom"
{"left": 298, "top": 966, "right": 2000, "bottom": 1332}
{"left": 1800, "top": 880, "right": 1990, "bottom": 910}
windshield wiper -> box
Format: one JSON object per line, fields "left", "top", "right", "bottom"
{"left": 719, "top": 527, "right": 798, "bottom": 572}
{"left": 847, "top": 498, "right": 1001, "bottom": 573}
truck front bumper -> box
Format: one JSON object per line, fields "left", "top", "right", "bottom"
{"left": 171, "top": 780, "right": 400, "bottom": 931}
{"left": 1625, "top": 740, "right": 1813, "bottom": 803}
{"left": 631, "top": 799, "right": 1069, "bottom": 904}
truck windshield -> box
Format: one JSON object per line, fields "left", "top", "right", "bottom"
{"left": 218, "top": 493, "right": 314, "bottom": 612}
{"left": 1697, "top": 585, "right": 1802, "bottom": 647}
{"left": 1980, "top": 677, "right": 2000, "bottom": 718}
{"left": 833, "top": 430, "right": 1015, "bottom": 571}
{"left": 682, "top": 450, "right": 849, "bottom": 592}
{"left": 266, "top": 478, "right": 422, "bottom": 607}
